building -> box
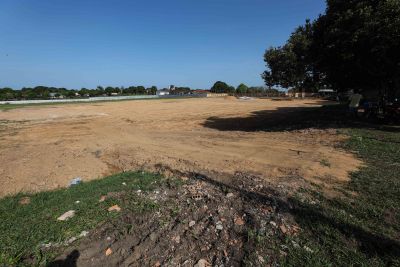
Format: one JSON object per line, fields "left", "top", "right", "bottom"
{"left": 156, "top": 89, "right": 170, "bottom": 96}
{"left": 49, "top": 92, "right": 65, "bottom": 99}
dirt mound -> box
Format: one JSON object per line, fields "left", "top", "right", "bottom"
{"left": 224, "top": 95, "right": 236, "bottom": 101}
{"left": 49, "top": 173, "right": 300, "bottom": 266}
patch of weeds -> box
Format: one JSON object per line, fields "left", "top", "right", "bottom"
{"left": 165, "top": 177, "right": 187, "bottom": 189}
{"left": 319, "top": 158, "right": 331, "bottom": 167}
{"left": 170, "top": 205, "right": 181, "bottom": 218}
{"left": 243, "top": 225, "right": 282, "bottom": 266}
{"left": 134, "top": 199, "right": 160, "bottom": 213}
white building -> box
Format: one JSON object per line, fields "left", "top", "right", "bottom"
{"left": 156, "top": 89, "right": 170, "bottom": 96}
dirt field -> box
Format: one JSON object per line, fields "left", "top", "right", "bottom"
{"left": 0, "top": 98, "right": 361, "bottom": 197}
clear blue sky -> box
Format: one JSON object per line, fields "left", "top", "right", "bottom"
{"left": 0, "top": 0, "right": 326, "bottom": 89}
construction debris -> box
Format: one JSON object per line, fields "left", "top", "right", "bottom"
{"left": 108, "top": 205, "right": 121, "bottom": 212}
{"left": 194, "top": 259, "right": 210, "bottom": 267}
{"left": 105, "top": 248, "right": 113, "bottom": 256}
{"left": 216, "top": 221, "right": 223, "bottom": 230}
{"left": 226, "top": 192, "right": 234, "bottom": 198}
{"left": 69, "top": 177, "right": 82, "bottom": 187}
{"left": 57, "top": 210, "right": 75, "bottom": 221}
{"left": 234, "top": 216, "right": 245, "bottom": 226}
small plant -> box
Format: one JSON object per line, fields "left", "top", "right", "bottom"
{"left": 319, "top": 158, "right": 331, "bottom": 167}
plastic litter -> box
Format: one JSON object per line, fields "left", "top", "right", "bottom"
{"left": 69, "top": 177, "right": 82, "bottom": 187}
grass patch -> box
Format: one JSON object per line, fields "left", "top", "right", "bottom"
{"left": 282, "top": 127, "right": 400, "bottom": 266}
{"left": 0, "top": 171, "right": 164, "bottom": 266}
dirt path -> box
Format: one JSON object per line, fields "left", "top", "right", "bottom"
{"left": 0, "top": 98, "right": 360, "bottom": 197}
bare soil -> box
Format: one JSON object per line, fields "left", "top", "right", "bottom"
{"left": 0, "top": 98, "right": 361, "bottom": 197}
{"left": 48, "top": 173, "right": 302, "bottom": 267}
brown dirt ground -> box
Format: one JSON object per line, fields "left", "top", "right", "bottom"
{"left": 0, "top": 98, "right": 361, "bottom": 197}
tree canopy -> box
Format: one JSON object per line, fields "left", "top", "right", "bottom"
{"left": 236, "top": 83, "right": 249, "bottom": 94}
{"left": 0, "top": 85, "right": 159, "bottom": 101}
{"left": 210, "top": 81, "right": 231, "bottom": 93}
{"left": 263, "top": 0, "right": 400, "bottom": 98}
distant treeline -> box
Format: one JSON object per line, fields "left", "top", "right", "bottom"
{"left": 0, "top": 85, "right": 161, "bottom": 101}
{"left": 0, "top": 83, "right": 284, "bottom": 101}
{"left": 210, "top": 81, "right": 284, "bottom": 96}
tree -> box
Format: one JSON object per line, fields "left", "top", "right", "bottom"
{"left": 263, "top": 0, "right": 400, "bottom": 98}
{"left": 236, "top": 83, "right": 249, "bottom": 95}
{"left": 79, "top": 88, "right": 90, "bottom": 97}
{"left": 136, "top": 86, "right": 146, "bottom": 94}
{"left": 224, "top": 86, "right": 236, "bottom": 95}
{"left": 248, "top": 86, "right": 265, "bottom": 95}
{"left": 262, "top": 45, "right": 297, "bottom": 89}
{"left": 105, "top": 86, "right": 117, "bottom": 96}
{"left": 0, "top": 88, "right": 15, "bottom": 100}
{"left": 149, "top": 86, "right": 157, "bottom": 95}
{"left": 262, "top": 20, "right": 323, "bottom": 92}
{"left": 66, "top": 91, "right": 76, "bottom": 98}
{"left": 310, "top": 0, "right": 400, "bottom": 97}
{"left": 210, "top": 81, "right": 230, "bottom": 93}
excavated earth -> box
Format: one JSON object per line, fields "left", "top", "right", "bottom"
{"left": 0, "top": 98, "right": 360, "bottom": 197}
{"left": 0, "top": 97, "right": 363, "bottom": 266}
{"left": 48, "top": 173, "right": 305, "bottom": 267}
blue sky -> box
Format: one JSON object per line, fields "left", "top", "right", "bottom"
{"left": 0, "top": 0, "right": 326, "bottom": 89}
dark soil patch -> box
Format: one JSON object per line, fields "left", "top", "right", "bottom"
{"left": 49, "top": 173, "right": 300, "bottom": 266}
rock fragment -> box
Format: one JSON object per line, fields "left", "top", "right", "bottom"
{"left": 194, "top": 259, "right": 210, "bottom": 267}
{"left": 19, "top": 197, "right": 30, "bottom": 205}
{"left": 108, "top": 205, "right": 121, "bottom": 212}
{"left": 234, "top": 216, "right": 245, "bottom": 226}
{"left": 105, "top": 248, "right": 112, "bottom": 256}
{"left": 57, "top": 210, "right": 75, "bottom": 221}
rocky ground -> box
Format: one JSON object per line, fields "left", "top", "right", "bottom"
{"left": 48, "top": 171, "right": 307, "bottom": 267}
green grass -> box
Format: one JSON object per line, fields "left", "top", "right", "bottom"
{"left": 281, "top": 127, "right": 400, "bottom": 267}
{"left": 0, "top": 171, "right": 164, "bottom": 266}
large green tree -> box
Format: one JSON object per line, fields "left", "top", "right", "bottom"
{"left": 0, "top": 88, "right": 15, "bottom": 100}
{"left": 263, "top": 0, "right": 400, "bottom": 98}
{"left": 210, "top": 81, "right": 230, "bottom": 93}
{"left": 262, "top": 21, "right": 323, "bottom": 92}
{"left": 236, "top": 83, "right": 249, "bottom": 94}
{"left": 311, "top": 0, "right": 400, "bottom": 97}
